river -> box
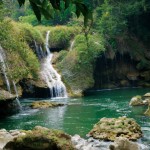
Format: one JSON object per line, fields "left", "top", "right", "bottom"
{"left": 0, "top": 88, "right": 150, "bottom": 148}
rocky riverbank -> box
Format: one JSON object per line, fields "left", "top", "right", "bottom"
{"left": 0, "top": 126, "right": 148, "bottom": 150}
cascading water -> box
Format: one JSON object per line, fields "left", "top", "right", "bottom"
{"left": 0, "top": 45, "right": 22, "bottom": 109}
{"left": 69, "top": 40, "right": 75, "bottom": 51}
{"left": 35, "top": 31, "right": 67, "bottom": 98}
{"left": 12, "top": 81, "right": 22, "bottom": 110}
{"left": 34, "top": 41, "right": 45, "bottom": 60}
{"left": 0, "top": 46, "right": 11, "bottom": 93}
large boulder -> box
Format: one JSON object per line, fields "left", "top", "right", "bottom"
{"left": 109, "top": 137, "right": 140, "bottom": 150}
{"left": 0, "top": 90, "right": 21, "bottom": 118}
{"left": 0, "top": 90, "right": 16, "bottom": 100}
{"left": 129, "top": 96, "right": 144, "bottom": 106}
{"left": 19, "top": 78, "right": 52, "bottom": 98}
{"left": 129, "top": 95, "right": 150, "bottom": 106}
{"left": 0, "top": 129, "right": 13, "bottom": 150}
{"left": 0, "top": 129, "right": 24, "bottom": 150}
{"left": 88, "top": 117, "right": 142, "bottom": 141}
{"left": 4, "top": 126, "right": 75, "bottom": 150}
{"left": 143, "top": 93, "right": 150, "bottom": 98}
{"left": 30, "top": 101, "right": 64, "bottom": 109}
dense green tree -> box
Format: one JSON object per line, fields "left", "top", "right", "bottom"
{"left": 16, "top": 0, "right": 93, "bottom": 27}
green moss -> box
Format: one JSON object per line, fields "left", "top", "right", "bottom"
{"left": 0, "top": 19, "right": 40, "bottom": 81}
{"left": 35, "top": 25, "right": 80, "bottom": 49}
{"left": 12, "top": 21, "right": 44, "bottom": 44}
{"left": 56, "top": 33, "right": 105, "bottom": 96}
{"left": 5, "top": 126, "right": 75, "bottom": 150}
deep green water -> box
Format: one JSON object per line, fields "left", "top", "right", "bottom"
{"left": 0, "top": 88, "right": 150, "bottom": 147}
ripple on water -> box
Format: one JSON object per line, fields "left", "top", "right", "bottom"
{"left": 0, "top": 88, "right": 150, "bottom": 148}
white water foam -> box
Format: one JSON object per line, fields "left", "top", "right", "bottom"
{"left": 35, "top": 31, "right": 68, "bottom": 98}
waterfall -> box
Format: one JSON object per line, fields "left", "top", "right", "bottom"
{"left": 12, "top": 81, "right": 22, "bottom": 110}
{"left": 0, "top": 46, "right": 11, "bottom": 93}
{"left": 0, "top": 45, "right": 22, "bottom": 109}
{"left": 34, "top": 41, "right": 45, "bottom": 60}
{"left": 36, "top": 31, "right": 67, "bottom": 98}
{"left": 70, "top": 40, "right": 75, "bottom": 51}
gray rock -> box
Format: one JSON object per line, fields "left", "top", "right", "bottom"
{"left": 0, "top": 131, "right": 13, "bottom": 150}
{"left": 71, "top": 135, "right": 110, "bottom": 150}
{"left": 129, "top": 96, "right": 143, "bottom": 106}
{"left": 109, "top": 137, "right": 140, "bottom": 150}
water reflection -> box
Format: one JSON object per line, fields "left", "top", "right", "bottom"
{"left": 0, "top": 88, "right": 150, "bottom": 148}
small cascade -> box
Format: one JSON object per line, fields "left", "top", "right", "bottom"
{"left": 69, "top": 40, "right": 75, "bottom": 51}
{"left": 34, "top": 41, "right": 45, "bottom": 60}
{"left": 36, "top": 31, "right": 67, "bottom": 98}
{"left": 0, "top": 45, "right": 22, "bottom": 109}
{"left": 12, "top": 81, "right": 22, "bottom": 110}
{"left": 0, "top": 46, "right": 11, "bottom": 93}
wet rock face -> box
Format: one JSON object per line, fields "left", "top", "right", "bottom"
{"left": 4, "top": 126, "right": 75, "bottom": 150}
{"left": 0, "top": 99, "right": 20, "bottom": 118}
{"left": 93, "top": 51, "right": 150, "bottom": 90}
{"left": 89, "top": 117, "right": 142, "bottom": 141}
{"left": 30, "top": 101, "right": 64, "bottom": 109}
{"left": 19, "top": 78, "right": 52, "bottom": 98}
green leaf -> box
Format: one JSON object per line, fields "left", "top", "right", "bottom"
{"left": 30, "top": 0, "right": 42, "bottom": 5}
{"left": 64, "top": 0, "right": 70, "bottom": 9}
{"left": 76, "top": 5, "right": 81, "bottom": 18}
{"left": 17, "top": 0, "right": 25, "bottom": 7}
{"left": 42, "top": 0, "right": 49, "bottom": 9}
{"left": 29, "top": 0, "right": 41, "bottom": 21}
{"left": 49, "top": 0, "right": 60, "bottom": 10}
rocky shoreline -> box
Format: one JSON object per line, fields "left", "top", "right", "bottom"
{"left": 0, "top": 126, "right": 149, "bottom": 150}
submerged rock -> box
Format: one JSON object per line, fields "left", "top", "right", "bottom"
{"left": 30, "top": 101, "right": 64, "bottom": 109}
{"left": 4, "top": 126, "right": 75, "bottom": 150}
{"left": 109, "top": 137, "right": 140, "bottom": 150}
{"left": 144, "top": 105, "right": 150, "bottom": 116}
{"left": 89, "top": 117, "right": 142, "bottom": 141}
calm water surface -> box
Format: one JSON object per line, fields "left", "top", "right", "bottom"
{"left": 0, "top": 88, "right": 150, "bottom": 148}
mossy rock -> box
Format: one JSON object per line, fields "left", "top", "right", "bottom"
{"left": 4, "top": 126, "right": 75, "bottom": 150}
{"left": 129, "top": 95, "right": 144, "bottom": 106}
{"left": 143, "top": 93, "right": 150, "bottom": 98}
{"left": 0, "top": 90, "right": 16, "bottom": 101}
{"left": 89, "top": 116, "right": 142, "bottom": 141}
{"left": 30, "top": 101, "right": 64, "bottom": 109}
